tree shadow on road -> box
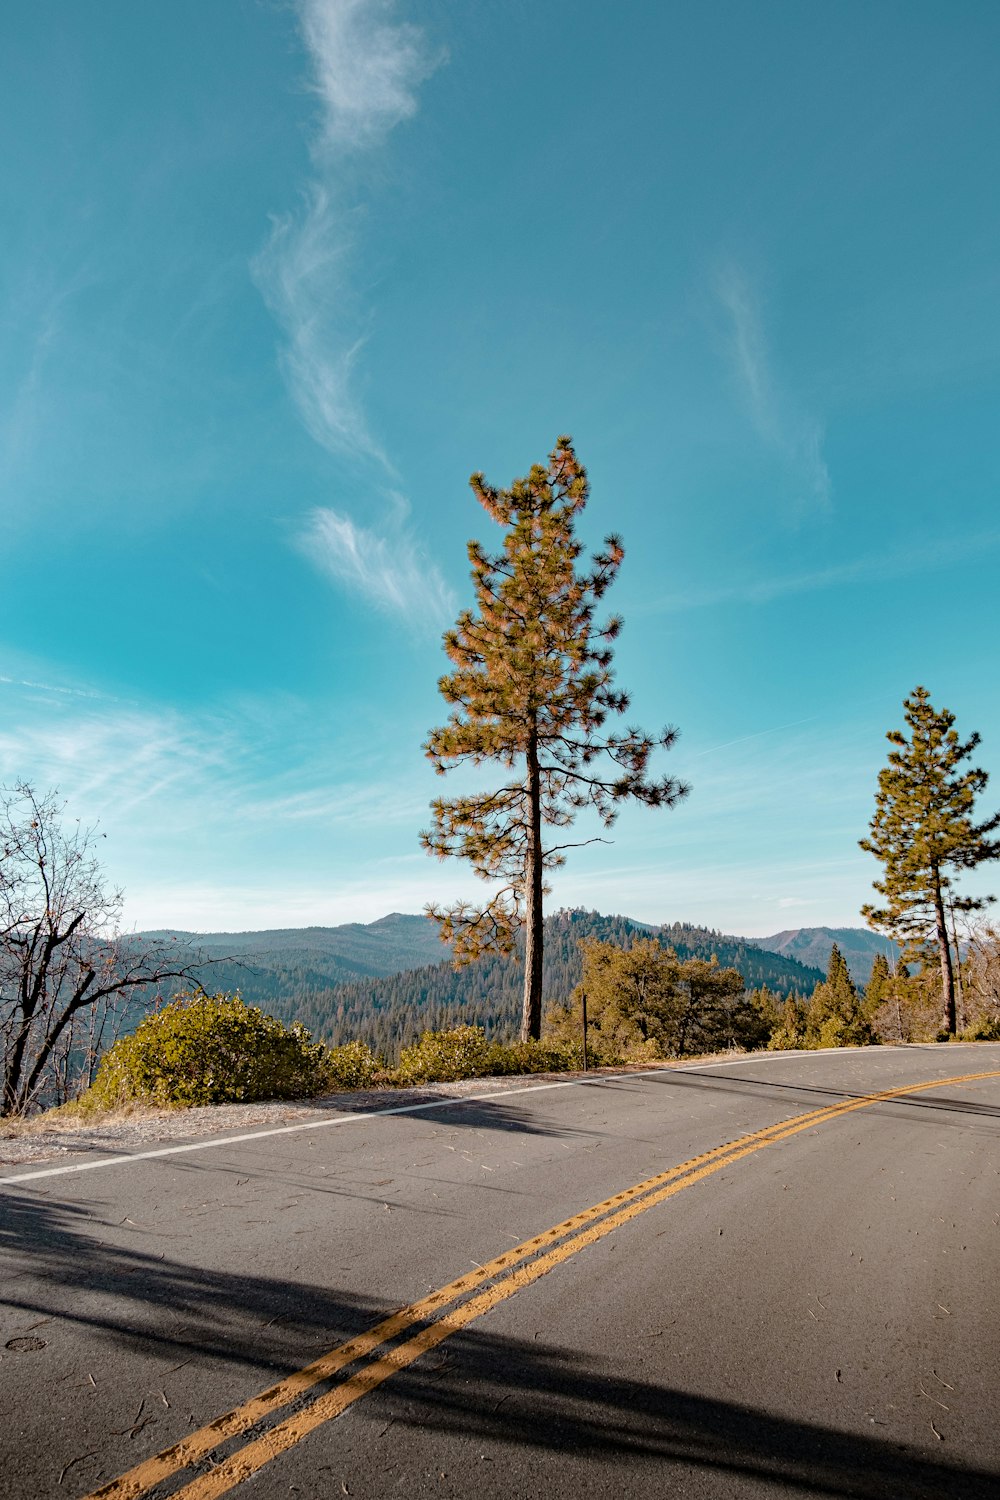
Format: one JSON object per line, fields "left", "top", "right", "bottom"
{"left": 2, "top": 1193, "right": 997, "bottom": 1499}
{"left": 354, "top": 1322, "right": 999, "bottom": 1500}
{"left": 650, "top": 1069, "right": 1000, "bottom": 1124}
{"left": 0, "top": 1189, "right": 420, "bottom": 1374}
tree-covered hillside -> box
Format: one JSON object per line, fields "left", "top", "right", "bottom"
{"left": 139, "top": 912, "right": 450, "bottom": 999}
{"left": 253, "top": 909, "right": 823, "bottom": 1059}
{"left": 751, "top": 927, "right": 901, "bottom": 985}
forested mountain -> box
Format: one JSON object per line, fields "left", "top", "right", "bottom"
{"left": 134, "top": 909, "right": 823, "bottom": 1062}
{"left": 139, "top": 912, "right": 449, "bottom": 999}
{"left": 242, "top": 909, "right": 824, "bottom": 1060}
{"left": 751, "top": 927, "right": 900, "bottom": 985}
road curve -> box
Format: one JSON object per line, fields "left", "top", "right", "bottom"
{"left": 2, "top": 1044, "right": 999, "bottom": 1499}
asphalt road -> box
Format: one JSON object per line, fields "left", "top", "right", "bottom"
{"left": 2, "top": 1045, "right": 999, "bottom": 1500}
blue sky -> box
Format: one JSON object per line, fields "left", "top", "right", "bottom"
{"left": 2, "top": 0, "right": 998, "bottom": 938}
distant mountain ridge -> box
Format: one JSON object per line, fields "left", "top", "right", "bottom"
{"left": 140, "top": 912, "right": 448, "bottom": 998}
{"left": 143, "top": 909, "right": 840, "bottom": 993}
{"left": 750, "top": 927, "right": 899, "bottom": 985}
{"left": 267, "top": 909, "right": 826, "bottom": 1058}
{"left": 143, "top": 909, "right": 826, "bottom": 1059}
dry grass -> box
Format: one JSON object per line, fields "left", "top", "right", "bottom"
{"left": 0, "top": 1099, "right": 184, "bottom": 1139}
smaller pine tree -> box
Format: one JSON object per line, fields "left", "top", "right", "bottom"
{"left": 734, "top": 987, "right": 783, "bottom": 1050}
{"left": 861, "top": 687, "right": 1000, "bottom": 1035}
{"left": 805, "top": 944, "right": 876, "bottom": 1049}
{"left": 865, "top": 952, "right": 892, "bottom": 1010}
{"left": 768, "top": 996, "right": 806, "bottom": 1051}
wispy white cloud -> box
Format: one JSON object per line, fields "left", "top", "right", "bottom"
{"left": 0, "top": 675, "right": 443, "bottom": 929}
{"left": 255, "top": 0, "right": 446, "bottom": 625}
{"left": 0, "top": 702, "right": 230, "bottom": 821}
{"left": 241, "top": 778, "right": 425, "bottom": 829}
{"left": 0, "top": 275, "right": 86, "bottom": 510}
{"left": 0, "top": 673, "right": 122, "bottom": 703}
{"left": 255, "top": 186, "right": 381, "bottom": 466}
{"left": 716, "top": 264, "right": 831, "bottom": 513}
{"left": 300, "top": 0, "right": 439, "bottom": 155}
{"left": 0, "top": 688, "right": 427, "bottom": 834}
{"left": 297, "top": 501, "right": 455, "bottom": 622}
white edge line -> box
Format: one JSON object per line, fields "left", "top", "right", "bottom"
{"left": 0, "top": 1043, "right": 984, "bottom": 1187}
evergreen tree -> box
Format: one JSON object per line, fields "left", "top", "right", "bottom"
{"left": 865, "top": 952, "right": 891, "bottom": 1010}
{"left": 768, "top": 996, "right": 807, "bottom": 1051}
{"left": 860, "top": 687, "right": 1000, "bottom": 1036}
{"left": 805, "top": 942, "right": 875, "bottom": 1048}
{"left": 422, "top": 438, "right": 687, "bottom": 1040}
{"left": 735, "top": 986, "right": 784, "bottom": 1051}
{"left": 547, "top": 937, "right": 745, "bottom": 1059}
{"left": 556, "top": 937, "right": 682, "bottom": 1059}
{"left": 671, "top": 955, "right": 746, "bottom": 1056}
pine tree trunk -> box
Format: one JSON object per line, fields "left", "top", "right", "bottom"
{"left": 521, "top": 730, "right": 544, "bottom": 1042}
{"left": 932, "top": 868, "right": 957, "bottom": 1036}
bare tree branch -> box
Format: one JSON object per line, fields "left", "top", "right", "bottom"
{"left": 0, "top": 783, "right": 221, "bottom": 1116}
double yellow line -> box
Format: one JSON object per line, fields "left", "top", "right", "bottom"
{"left": 87, "top": 1067, "right": 1000, "bottom": 1500}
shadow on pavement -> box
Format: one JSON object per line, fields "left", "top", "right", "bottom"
{"left": 0, "top": 1190, "right": 407, "bottom": 1373}
{"left": 0, "top": 1090, "right": 594, "bottom": 1173}
{"left": 356, "top": 1322, "right": 999, "bottom": 1499}
{"left": 2, "top": 1194, "right": 997, "bottom": 1497}
{"left": 648, "top": 1069, "right": 1000, "bottom": 1123}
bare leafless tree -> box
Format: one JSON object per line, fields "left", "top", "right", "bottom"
{"left": 0, "top": 783, "right": 210, "bottom": 1115}
{"left": 965, "top": 924, "right": 1000, "bottom": 1034}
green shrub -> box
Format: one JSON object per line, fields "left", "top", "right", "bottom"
{"left": 961, "top": 1011, "right": 1000, "bottom": 1041}
{"left": 767, "top": 998, "right": 809, "bottom": 1051}
{"left": 324, "top": 1039, "right": 382, "bottom": 1090}
{"left": 88, "top": 992, "right": 330, "bottom": 1107}
{"left": 485, "top": 1037, "right": 588, "bottom": 1075}
{"left": 395, "top": 1025, "right": 495, "bottom": 1084}
{"left": 392, "top": 1026, "right": 620, "bottom": 1085}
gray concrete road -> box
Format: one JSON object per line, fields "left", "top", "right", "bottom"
{"left": 2, "top": 1045, "right": 999, "bottom": 1499}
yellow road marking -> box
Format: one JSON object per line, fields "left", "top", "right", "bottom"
{"left": 86, "top": 1068, "right": 1000, "bottom": 1500}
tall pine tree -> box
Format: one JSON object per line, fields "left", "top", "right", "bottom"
{"left": 860, "top": 687, "right": 1000, "bottom": 1036}
{"left": 422, "top": 437, "right": 687, "bottom": 1040}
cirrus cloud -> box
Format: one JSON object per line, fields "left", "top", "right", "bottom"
{"left": 257, "top": 2, "right": 448, "bottom": 626}
{"left": 716, "top": 263, "right": 832, "bottom": 514}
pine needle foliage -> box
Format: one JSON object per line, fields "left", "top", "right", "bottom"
{"left": 767, "top": 996, "right": 806, "bottom": 1051}
{"left": 804, "top": 943, "right": 876, "bottom": 1048}
{"left": 865, "top": 952, "right": 892, "bottom": 1010}
{"left": 860, "top": 687, "right": 1000, "bottom": 1035}
{"left": 422, "top": 438, "right": 688, "bottom": 1040}
{"left": 546, "top": 937, "right": 750, "bottom": 1059}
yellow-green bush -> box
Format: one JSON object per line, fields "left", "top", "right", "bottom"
{"left": 396, "top": 1025, "right": 494, "bottom": 1084}
{"left": 88, "top": 992, "right": 330, "bottom": 1107}
{"left": 486, "top": 1037, "right": 590, "bottom": 1075}
{"left": 325, "top": 1039, "right": 382, "bottom": 1090}
{"left": 961, "top": 1011, "right": 1000, "bottom": 1041}
{"left": 393, "top": 1025, "right": 590, "bottom": 1086}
